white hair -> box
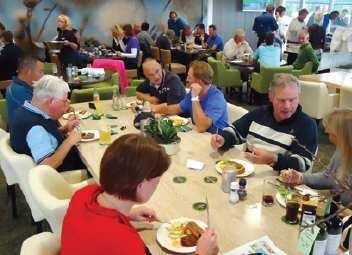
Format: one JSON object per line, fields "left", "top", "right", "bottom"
{"left": 234, "top": 28, "right": 245, "bottom": 38}
{"left": 33, "top": 75, "right": 70, "bottom": 101}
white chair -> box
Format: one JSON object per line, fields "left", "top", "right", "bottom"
{"left": 339, "top": 86, "right": 352, "bottom": 109}
{"left": 227, "top": 103, "right": 248, "bottom": 124}
{"left": 28, "top": 165, "right": 94, "bottom": 235}
{"left": 0, "top": 129, "right": 19, "bottom": 218}
{"left": 299, "top": 81, "right": 339, "bottom": 120}
{"left": 20, "top": 232, "right": 60, "bottom": 255}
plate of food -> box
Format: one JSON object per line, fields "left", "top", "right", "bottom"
{"left": 276, "top": 184, "right": 319, "bottom": 209}
{"left": 80, "top": 130, "right": 99, "bottom": 142}
{"left": 126, "top": 100, "right": 144, "bottom": 108}
{"left": 62, "top": 110, "right": 91, "bottom": 120}
{"left": 168, "top": 116, "right": 189, "bottom": 127}
{"left": 157, "top": 217, "right": 206, "bottom": 253}
{"left": 215, "top": 159, "right": 254, "bottom": 177}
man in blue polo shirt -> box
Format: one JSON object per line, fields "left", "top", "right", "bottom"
{"left": 152, "top": 60, "right": 228, "bottom": 133}
{"left": 10, "top": 75, "right": 85, "bottom": 172}
{"left": 6, "top": 56, "right": 44, "bottom": 126}
{"left": 206, "top": 25, "right": 224, "bottom": 51}
{"left": 167, "top": 11, "right": 187, "bottom": 38}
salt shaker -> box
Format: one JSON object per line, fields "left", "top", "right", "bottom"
{"left": 229, "top": 182, "right": 239, "bottom": 204}
{"left": 221, "top": 169, "right": 236, "bottom": 193}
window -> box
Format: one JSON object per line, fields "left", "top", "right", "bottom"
{"left": 284, "top": 0, "right": 301, "bottom": 17}
{"left": 333, "top": 0, "right": 352, "bottom": 26}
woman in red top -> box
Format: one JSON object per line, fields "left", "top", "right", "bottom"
{"left": 60, "top": 133, "right": 218, "bottom": 255}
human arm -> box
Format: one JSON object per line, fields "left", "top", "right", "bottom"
{"left": 59, "top": 119, "right": 80, "bottom": 134}
{"left": 195, "top": 229, "right": 219, "bottom": 255}
{"left": 305, "top": 46, "right": 320, "bottom": 72}
{"left": 136, "top": 92, "right": 160, "bottom": 104}
{"left": 165, "top": 75, "right": 186, "bottom": 104}
{"left": 120, "top": 48, "right": 138, "bottom": 58}
{"left": 128, "top": 206, "right": 159, "bottom": 222}
{"left": 151, "top": 103, "right": 183, "bottom": 115}
{"left": 63, "top": 40, "right": 78, "bottom": 50}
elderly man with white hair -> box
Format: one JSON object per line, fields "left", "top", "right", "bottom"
{"left": 9, "top": 75, "right": 85, "bottom": 172}
{"left": 223, "top": 28, "right": 253, "bottom": 60}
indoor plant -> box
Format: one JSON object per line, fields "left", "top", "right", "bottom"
{"left": 143, "top": 118, "right": 181, "bottom": 155}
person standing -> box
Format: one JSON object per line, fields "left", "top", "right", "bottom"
{"left": 167, "top": 11, "right": 187, "bottom": 39}
{"left": 252, "top": 4, "right": 278, "bottom": 47}
{"left": 0, "top": 31, "right": 22, "bottom": 81}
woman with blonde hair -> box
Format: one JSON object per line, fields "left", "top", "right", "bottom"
{"left": 56, "top": 14, "right": 81, "bottom": 68}
{"left": 280, "top": 108, "right": 352, "bottom": 206}
{"left": 111, "top": 24, "right": 127, "bottom": 52}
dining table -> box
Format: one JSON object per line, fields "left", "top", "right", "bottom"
{"left": 299, "top": 71, "right": 352, "bottom": 91}
{"left": 60, "top": 99, "right": 345, "bottom": 255}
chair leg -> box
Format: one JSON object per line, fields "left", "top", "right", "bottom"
{"left": 6, "top": 184, "right": 18, "bottom": 218}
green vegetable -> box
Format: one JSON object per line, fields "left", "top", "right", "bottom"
{"left": 143, "top": 118, "right": 180, "bottom": 144}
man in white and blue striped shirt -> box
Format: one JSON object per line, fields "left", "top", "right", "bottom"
{"left": 211, "top": 73, "right": 318, "bottom": 172}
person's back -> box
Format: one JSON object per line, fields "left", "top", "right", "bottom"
{"left": 0, "top": 31, "right": 22, "bottom": 81}
{"left": 60, "top": 185, "right": 147, "bottom": 255}
{"left": 156, "top": 33, "right": 171, "bottom": 50}
{"left": 255, "top": 44, "right": 281, "bottom": 67}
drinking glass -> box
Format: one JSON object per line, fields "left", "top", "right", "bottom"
{"left": 99, "top": 125, "right": 111, "bottom": 145}
{"left": 284, "top": 196, "right": 300, "bottom": 224}
{"left": 94, "top": 101, "right": 104, "bottom": 115}
{"left": 262, "top": 179, "right": 275, "bottom": 207}
{"left": 120, "top": 95, "right": 128, "bottom": 110}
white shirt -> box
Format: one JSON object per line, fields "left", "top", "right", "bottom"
{"left": 223, "top": 39, "right": 253, "bottom": 60}
{"left": 287, "top": 17, "right": 306, "bottom": 43}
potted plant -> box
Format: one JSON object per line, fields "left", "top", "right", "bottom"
{"left": 143, "top": 118, "right": 181, "bottom": 155}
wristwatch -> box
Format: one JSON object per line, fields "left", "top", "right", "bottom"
{"left": 191, "top": 96, "right": 199, "bottom": 102}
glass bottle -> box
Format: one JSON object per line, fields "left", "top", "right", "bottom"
{"left": 112, "top": 86, "right": 119, "bottom": 111}
{"left": 93, "top": 88, "right": 100, "bottom": 102}
{"left": 325, "top": 197, "right": 343, "bottom": 255}
{"left": 309, "top": 222, "right": 328, "bottom": 255}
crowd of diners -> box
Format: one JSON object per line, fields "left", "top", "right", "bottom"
{"left": 0, "top": 4, "right": 352, "bottom": 255}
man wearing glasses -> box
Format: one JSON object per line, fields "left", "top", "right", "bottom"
{"left": 10, "top": 75, "right": 85, "bottom": 172}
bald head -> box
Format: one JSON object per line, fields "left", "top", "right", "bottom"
{"left": 142, "top": 58, "right": 163, "bottom": 85}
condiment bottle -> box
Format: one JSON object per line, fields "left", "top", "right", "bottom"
{"left": 229, "top": 181, "right": 239, "bottom": 204}
{"left": 221, "top": 169, "right": 236, "bottom": 193}
{"left": 300, "top": 204, "right": 317, "bottom": 231}
{"left": 238, "top": 178, "right": 247, "bottom": 201}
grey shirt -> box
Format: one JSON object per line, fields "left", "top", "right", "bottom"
{"left": 137, "top": 31, "right": 154, "bottom": 48}
{"left": 303, "top": 149, "right": 352, "bottom": 207}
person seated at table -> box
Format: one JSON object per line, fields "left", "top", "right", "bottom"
{"left": 211, "top": 73, "right": 318, "bottom": 172}
{"left": 111, "top": 24, "right": 128, "bottom": 52}
{"left": 253, "top": 32, "right": 281, "bottom": 67}
{"left": 167, "top": 11, "right": 187, "bottom": 39}
{"left": 223, "top": 28, "right": 253, "bottom": 61}
{"left": 194, "top": 23, "right": 209, "bottom": 48}
{"left": 56, "top": 14, "right": 81, "bottom": 68}
{"left": 136, "top": 58, "right": 185, "bottom": 106}
{"left": 60, "top": 133, "right": 219, "bottom": 255}
{"left": 137, "top": 22, "right": 154, "bottom": 59}
{"left": 117, "top": 24, "right": 140, "bottom": 70}
{"left": 181, "top": 25, "right": 195, "bottom": 44}
{"left": 205, "top": 24, "right": 223, "bottom": 51}
{"left": 6, "top": 55, "right": 44, "bottom": 126}
{"left": 292, "top": 30, "right": 319, "bottom": 73}
{"left": 280, "top": 108, "right": 352, "bottom": 207}
{"left": 0, "top": 31, "right": 22, "bottom": 81}
{"left": 156, "top": 25, "right": 174, "bottom": 50}
{"left": 9, "top": 75, "right": 86, "bottom": 172}
{"left": 133, "top": 22, "right": 142, "bottom": 35}
{"left": 152, "top": 60, "right": 228, "bottom": 133}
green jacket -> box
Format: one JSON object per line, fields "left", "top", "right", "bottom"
{"left": 293, "top": 43, "right": 319, "bottom": 72}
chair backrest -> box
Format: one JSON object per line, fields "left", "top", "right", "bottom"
{"left": 150, "top": 46, "right": 160, "bottom": 61}
{"left": 29, "top": 165, "right": 73, "bottom": 234}
{"left": 125, "top": 86, "right": 137, "bottom": 97}
{"left": 216, "top": 51, "right": 223, "bottom": 61}
{"left": 227, "top": 103, "right": 248, "bottom": 124}
{"left": 339, "top": 86, "right": 352, "bottom": 109}
{"left": 0, "top": 99, "right": 7, "bottom": 129}
{"left": 299, "top": 80, "right": 329, "bottom": 119}
{"left": 259, "top": 65, "right": 293, "bottom": 93}
{"left": 20, "top": 232, "right": 60, "bottom": 255}
{"left": 137, "top": 51, "right": 144, "bottom": 68}
{"left": 159, "top": 49, "right": 172, "bottom": 68}
{"left": 0, "top": 137, "right": 43, "bottom": 221}
{"left": 0, "top": 130, "right": 17, "bottom": 185}
{"left": 207, "top": 57, "right": 220, "bottom": 85}
{"left": 300, "top": 61, "right": 313, "bottom": 75}
{"left": 43, "top": 63, "right": 57, "bottom": 75}
{"left": 70, "top": 86, "right": 116, "bottom": 104}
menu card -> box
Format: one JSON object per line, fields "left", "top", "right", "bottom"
{"left": 224, "top": 236, "right": 287, "bottom": 255}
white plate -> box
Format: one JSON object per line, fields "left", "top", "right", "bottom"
{"left": 156, "top": 217, "right": 207, "bottom": 254}
{"left": 126, "top": 100, "right": 143, "bottom": 108}
{"left": 168, "top": 116, "right": 189, "bottom": 127}
{"left": 230, "top": 59, "right": 243, "bottom": 64}
{"left": 80, "top": 130, "right": 99, "bottom": 142}
{"left": 62, "top": 110, "right": 91, "bottom": 120}
{"left": 215, "top": 159, "right": 254, "bottom": 177}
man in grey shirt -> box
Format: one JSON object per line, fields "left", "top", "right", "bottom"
{"left": 137, "top": 22, "right": 154, "bottom": 58}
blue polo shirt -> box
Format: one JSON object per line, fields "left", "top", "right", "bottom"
{"left": 168, "top": 17, "right": 187, "bottom": 37}
{"left": 254, "top": 44, "right": 281, "bottom": 67}
{"left": 6, "top": 77, "right": 33, "bottom": 126}
{"left": 206, "top": 35, "right": 224, "bottom": 51}
{"left": 179, "top": 85, "right": 228, "bottom": 133}
{"left": 22, "top": 101, "right": 58, "bottom": 163}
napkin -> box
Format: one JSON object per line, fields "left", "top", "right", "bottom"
{"left": 186, "top": 159, "right": 204, "bottom": 170}
{"left": 294, "top": 185, "right": 319, "bottom": 196}
{"left": 80, "top": 68, "right": 105, "bottom": 77}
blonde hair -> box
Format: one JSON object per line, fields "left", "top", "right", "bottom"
{"left": 324, "top": 108, "right": 352, "bottom": 184}
{"left": 111, "top": 24, "right": 124, "bottom": 39}
{"left": 57, "top": 14, "right": 72, "bottom": 30}
{"left": 234, "top": 28, "right": 245, "bottom": 38}
{"left": 190, "top": 60, "right": 213, "bottom": 85}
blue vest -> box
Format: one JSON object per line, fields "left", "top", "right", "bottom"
{"left": 10, "top": 106, "right": 85, "bottom": 172}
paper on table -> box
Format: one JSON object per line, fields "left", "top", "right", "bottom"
{"left": 294, "top": 185, "right": 319, "bottom": 196}
{"left": 186, "top": 159, "right": 204, "bottom": 170}
{"left": 297, "top": 226, "right": 320, "bottom": 255}
{"left": 224, "top": 235, "right": 287, "bottom": 255}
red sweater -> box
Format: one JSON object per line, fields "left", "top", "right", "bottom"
{"left": 60, "top": 184, "right": 148, "bottom": 255}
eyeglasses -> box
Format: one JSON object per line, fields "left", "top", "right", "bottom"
{"left": 54, "top": 98, "right": 70, "bottom": 105}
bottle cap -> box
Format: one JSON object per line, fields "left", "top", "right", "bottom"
{"left": 230, "top": 181, "right": 239, "bottom": 189}
{"left": 239, "top": 178, "right": 247, "bottom": 187}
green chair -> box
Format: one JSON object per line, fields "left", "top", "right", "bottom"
{"left": 216, "top": 51, "right": 223, "bottom": 61}
{"left": 207, "top": 57, "right": 242, "bottom": 93}
{"left": 83, "top": 71, "right": 118, "bottom": 89}
{"left": 292, "top": 61, "right": 313, "bottom": 77}
{"left": 125, "top": 86, "right": 137, "bottom": 97}
{"left": 130, "top": 79, "right": 145, "bottom": 88}
{"left": 0, "top": 99, "right": 7, "bottom": 130}
{"left": 251, "top": 65, "right": 293, "bottom": 95}
{"left": 43, "top": 62, "right": 57, "bottom": 75}
{"left": 70, "top": 86, "right": 118, "bottom": 104}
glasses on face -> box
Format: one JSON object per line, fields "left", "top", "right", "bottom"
{"left": 54, "top": 97, "right": 70, "bottom": 105}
